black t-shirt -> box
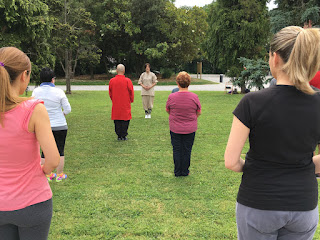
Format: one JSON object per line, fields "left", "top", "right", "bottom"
{"left": 233, "top": 85, "right": 320, "bottom": 211}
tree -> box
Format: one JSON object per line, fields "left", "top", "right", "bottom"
{"left": 92, "top": 0, "right": 140, "bottom": 73}
{"left": 0, "top": 0, "right": 55, "bottom": 82}
{"left": 129, "top": 0, "right": 170, "bottom": 73}
{"left": 236, "top": 57, "right": 271, "bottom": 90}
{"left": 206, "top": 0, "right": 270, "bottom": 92}
{"left": 160, "top": 4, "right": 208, "bottom": 71}
{"left": 90, "top": 0, "right": 208, "bottom": 75}
{"left": 49, "top": 0, "right": 98, "bottom": 93}
{"left": 271, "top": 0, "right": 320, "bottom": 32}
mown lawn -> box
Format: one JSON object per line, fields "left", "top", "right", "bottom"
{"left": 29, "top": 74, "right": 217, "bottom": 86}
{"left": 47, "top": 91, "right": 320, "bottom": 240}
{"left": 49, "top": 78, "right": 216, "bottom": 86}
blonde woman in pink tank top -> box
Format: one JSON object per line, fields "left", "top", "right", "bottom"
{"left": 0, "top": 47, "right": 60, "bottom": 240}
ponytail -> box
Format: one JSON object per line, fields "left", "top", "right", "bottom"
{"left": 0, "top": 47, "right": 31, "bottom": 127}
{"left": 270, "top": 26, "right": 320, "bottom": 95}
{"left": 0, "top": 66, "right": 12, "bottom": 126}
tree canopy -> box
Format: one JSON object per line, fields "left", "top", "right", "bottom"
{"left": 271, "top": 0, "right": 320, "bottom": 32}
{"left": 1, "top": 0, "right": 319, "bottom": 92}
{"left": 206, "top": 0, "right": 270, "bottom": 92}
{"left": 0, "top": 0, "right": 54, "bottom": 79}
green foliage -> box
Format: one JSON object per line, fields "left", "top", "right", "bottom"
{"left": 206, "top": 0, "right": 270, "bottom": 80}
{"left": 269, "top": 9, "right": 293, "bottom": 33}
{"left": 46, "top": 0, "right": 101, "bottom": 91}
{"left": 1, "top": 0, "right": 210, "bottom": 81}
{"left": 144, "top": 42, "right": 169, "bottom": 59}
{"left": 160, "top": 68, "right": 174, "bottom": 78}
{"left": 161, "top": 4, "right": 209, "bottom": 69}
{"left": 235, "top": 57, "right": 271, "bottom": 90}
{"left": 0, "top": 0, "right": 55, "bottom": 82}
{"left": 271, "top": 0, "right": 320, "bottom": 32}
{"left": 95, "top": 0, "right": 140, "bottom": 71}
{"left": 96, "top": 0, "right": 209, "bottom": 74}
{"left": 51, "top": 1, "right": 98, "bottom": 70}
{"left": 301, "top": 4, "right": 320, "bottom": 24}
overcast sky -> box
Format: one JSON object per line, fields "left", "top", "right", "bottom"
{"left": 174, "top": 0, "right": 278, "bottom": 10}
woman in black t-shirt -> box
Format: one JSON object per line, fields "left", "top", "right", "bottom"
{"left": 225, "top": 26, "right": 320, "bottom": 240}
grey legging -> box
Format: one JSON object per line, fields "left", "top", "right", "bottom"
{"left": 0, "top": 199, "right": 52, "bottom": 240}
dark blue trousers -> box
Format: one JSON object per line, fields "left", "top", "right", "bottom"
{"left": 170, "top": 131, "right": 195, "bottom": 176}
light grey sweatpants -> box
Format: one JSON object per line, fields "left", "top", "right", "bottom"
{"left": 236, "top": 202, "right": 318, "bottom": 240}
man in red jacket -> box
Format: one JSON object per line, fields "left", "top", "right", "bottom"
{"left": 109, "top": 64, "right": 134, "bottom": 140}
{"left": 310, "top": 71, "right": 320, "bottom": 90}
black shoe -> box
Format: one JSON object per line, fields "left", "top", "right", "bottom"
{"left": 117, "top": 137, "right": 122, "bottom": 141}
{"left": 122, "top": 137, "right": 128, "bottom": 141}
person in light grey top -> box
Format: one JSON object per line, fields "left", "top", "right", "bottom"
{"left": 269, "top": 77, "right": 277, "bottom": 87}
{"left": 138, "top": 63, "right": 158, "bottom": 118}
{"left": 32, "top": 68, "right": 71, "bottom": 182}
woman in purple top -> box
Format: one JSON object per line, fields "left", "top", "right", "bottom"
{"left": 166, "top": 72, "right": 201, "bottom": 176}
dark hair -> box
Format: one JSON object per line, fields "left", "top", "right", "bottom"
{"left": 145, "top": 63, "right": 150, "bottom": 69}
{"left": 40, "top": 67, "right": 55, "bottom": 83}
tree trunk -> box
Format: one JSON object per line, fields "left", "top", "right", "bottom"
{"left": 65, "top": 50, "right": 71, "bottom": 94}
{"left": 90, "top": 66, "right": 94, "bottom": 80}
{"left": 241, "top": 84, "right": 246, "bottom": 94}
{"left": 64, "top": 0, "right": 71, "bottom": 94}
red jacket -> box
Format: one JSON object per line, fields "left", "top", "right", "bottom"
{"left": 109, "top": 75, "right": 134, "bottom": 120}
{"left": 310, "top": 71, "right": 320, "bottom": 90}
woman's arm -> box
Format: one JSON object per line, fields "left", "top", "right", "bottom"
{"left": 224, "top": 116, "right": 250, "bottom": 172}
{"left": 141, "top": 84, "right": 149, "bottom": 90}
{"left": 29, "top": 104, "right": 60, "bottom": 174}
{"left": 149, "top": 82, "right": 157, "bottom": 89}
{"left": 196, "top": 110, "right": 201, "bottom": 117}
{"left": 61, "top": 92, "right": 71, "bottom": 115}
{"left": 313, "top": 154, "right": 320, "bottom": 173}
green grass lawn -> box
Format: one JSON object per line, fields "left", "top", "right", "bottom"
{"left": 51, "top": 78, "right": 215, "bottom": 86}
{"left": 47, "top": 91, "right": 320, "bottom": 240}
{"left": 29, "top": 75, "right": 216, "bottom": 86}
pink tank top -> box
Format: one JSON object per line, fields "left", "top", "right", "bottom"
{"left": 0, "top": 99, "right": 52, "bottom": 211}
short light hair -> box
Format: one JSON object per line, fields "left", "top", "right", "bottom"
{"left": 270, "top": 26, "right": 320, "bottom": 95}
{"left": 116, "top": 64, "right": 125, "bottom": 73}
{"left": 176, "top": 71, "right": 191, "bottom": 88}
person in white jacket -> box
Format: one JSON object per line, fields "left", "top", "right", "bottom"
{"left": 32, "top": 68, "right": 71, "bottom": 182}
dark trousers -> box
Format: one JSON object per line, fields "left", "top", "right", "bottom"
{"left": 170, "top": 131, "right": 195, "bottom": 176}
{"left": 0, "top": 199, "right": 52, "bottom": 240}
{"left": 114, "top": 120, "right": 130, "bottom": 138}
{"left": 41, "top": 130, "right": 67, "bottom": 158}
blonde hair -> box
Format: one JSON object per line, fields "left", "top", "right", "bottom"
{"left": 0, "top": 47, "right": 31, "bottom": 127}
{"left": 176, "top": 71, "right": 191, "bottom": 88}
{"left": 270, "top": 26, "right": 320, "bottom": 95}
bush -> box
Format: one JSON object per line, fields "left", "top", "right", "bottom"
{"left": 161, "top": 68, "right": 174, "bottom": 79}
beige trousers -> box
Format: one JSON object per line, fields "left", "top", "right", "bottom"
{"left": 142, "top": 95, "right": 154, "bottom": 111}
